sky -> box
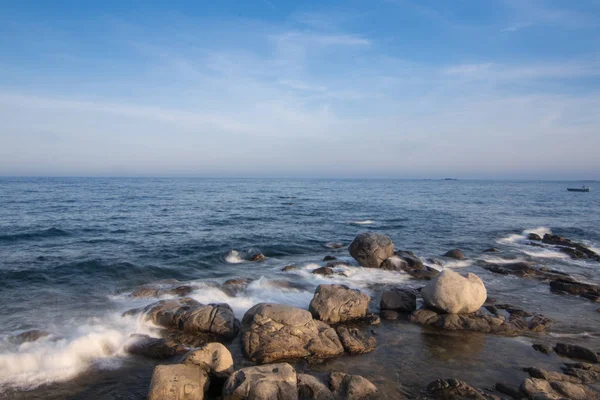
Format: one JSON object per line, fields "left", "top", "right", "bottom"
{"left": 0, "top": 0, "right": 599, "bottom": 179}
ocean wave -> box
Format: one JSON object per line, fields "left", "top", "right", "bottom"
{"left": 224, "top": 250, "right": 244, "bottom": 264}
{"left": 441, "top": 260, "right": 474, "bottom": 269}
{"left": 0, "top": 228, "right": 70, "bottom": 243}
{"left": 496, "top": 226, "right": 552, "bottom": 245}
{"left": 349, "top": 220, "right": 375, "bottom": 225}
{"left": 522, "top": 249, "right": 569, "bottom": 259}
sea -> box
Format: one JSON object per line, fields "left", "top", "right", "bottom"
{"left": 0, "top": 177, "right": 599, "bottom": 399}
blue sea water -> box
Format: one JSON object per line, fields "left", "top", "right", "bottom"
{"left": 0, "top": 177, "right": 599, "bottom": 398}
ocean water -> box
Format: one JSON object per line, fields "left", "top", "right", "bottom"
{"left": 1, "top": 177, "right": 599, "bottom": 399}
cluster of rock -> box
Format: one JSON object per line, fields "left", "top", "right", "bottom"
{"left": 529, "top": 233, "right": 600, "bottom": 261}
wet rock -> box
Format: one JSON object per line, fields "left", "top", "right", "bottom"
{"left": 142, "top": 298, "right": 240, "bottom": 339}
{"left": 184, "top": 342, "right": 234, "bottom": 379}
{"left": 550, "top": 381, "right": 600, "bottom": 400}
{"left": 323, "top": 255, "right": 337, "bottom": 261}
{"left": 550, "top": 279, "right": 600, "bottom": 302}
{"left": 130, "top": 280, "right": 194, "bottom": 298}
{"left": 542, "top": 234, "right": 600, "bottom": 261}
{"left": 336, "top": 326, "right": 376, "bottom": 355}
{"left": 389, "top": 251, "right": 440, "bottom": 280}
{"left": 427, "top": 378, "right": 491, "bottom": 400}
{"left": 521, "top": 378, "right": 559, "bottom": 400}
{"left": 312, "top": 266, "right": 334, "bottom": 276}
{"left": 555, "top": 343, "right": 599, "bottom": 363}
{"left": 443, "top": 249, "right": 465, "bottom": 260}
{"left": 482, "top": 262, "right": 538, "bottom": 277}
{"left": 348, "top": 232, "right": 394, "bottom": 269}
{"left": 148, "top": 364, "right": 209, "bottom": 400}
{"left": 427, "top": 258, "right": 444, "bottom": 266}
{"left": 249, "top": 253, "right": 265, "bottom": 262}
{"left": 282, "top": 265, "right": 297, "bottom": 272}
{"left": 528, "top": 233, "right": 543, "bottom": 241}
{"left": 380, "top": 289, "right": 417, "bottom": 313}
{"left": 494, "top": 382, "right": 524, "bottom": 399}
{"left": 329, "top": 372, "right": 377, "bottom": 400}
{"left": 222, "top": 363, "right": 297, "bottom": 400}
{"left": 309, "top": 284, "right": 370, "bottom": 324}
{"left": 380, "top": 256, "right": 409, "bottom": 271}
{"left": 222, "top": 278, "right": 253, "bottom": 297}
{"left": 363, "top": 313, "right": 381, "bottom": 326}
{"left": 561, "top": 247, "right": 588, "bottom": 259}
{"left": 524, "top": 367, "right": 583, "bottom": 384}
{"left": 562, "top": 363, "right": 600, "bottom": 384}
{"left": 13, "top": 329, "right": 50, "bottom": 344}
{"left": 241, "top": 303, "right": 343, "bottom": 363}
{"left": 421, "top": 270, "right": 487, "bottom": 314}
{"left": 325, "top": 242, "right": 344, "bottom": 249}
{"left": 124, "top": 334, "right": 188, "bottom": 359}
{"left": 483, "top": 248, "right": 500, "bottom": 253}
{"left": 410, "top": 306, "right": 552, "bottom": 335}
{"left": 532, "top": 343, "right": 554, "bottom": 355}
{"left": 298, "top": 374, "right": 334, "bottom": 400}
{"left": 380, "top": 310, "right": 399, "bottom": 320}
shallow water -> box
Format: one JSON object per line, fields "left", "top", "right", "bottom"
{"left": 1, "top": 178, "right": 599, "bottom": 398}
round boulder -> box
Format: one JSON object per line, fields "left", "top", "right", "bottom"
{"left": 443, "top": 249, "right": 465, "bottom": 260}
{"left": 421, "top": 270, "right": 487, "bottom": 314}
{"left": 348, "top": 232, "right": 394, "bottom": 269}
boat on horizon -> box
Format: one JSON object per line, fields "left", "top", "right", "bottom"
{"left": 567, "top": 186, "right": 590, "bottom": 192}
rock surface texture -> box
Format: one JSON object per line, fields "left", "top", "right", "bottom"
{"left": 309, "top": 284, "right": 370, "bottom": 324}
{"left": 348, "top": 232, "right": 394, "bottom": 269}
{"left": 421, "top": 270, "right": 487, "bottom": 314}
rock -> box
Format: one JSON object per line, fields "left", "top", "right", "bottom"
{"left": 336, "top": 326, "right": 376, "bottom": 355}
{"left": 483, "top": 248, "right": 500, "bottom": 253}
{"left": 532, "top": 343, "right": 554, "bottom": 355}
{"left": 142, "top": 298, "right": 240, "bottom": 339}
{"left": 550, "top": 279, "right": 600, "bottom": 302}
{"left": 185, "top": 342, "right": 234, "bottom": 379}
{"left": 323, "top": 255, "right": 337, "bottom": 261}
{"left": 562, "top": 363, "right": 600, "bottom": 384}
{"left": 124, "top": 334, "right": 188, "bottom": 359}
{"left": 222, "top": 278, "right": 253, "bottom": 297}
{"left": 410, "top": 306, "right": 552, "bottom": 335}
{"left": 241, "top": 303, "right": 343, "bottom": 363}
{"left": 298, "top": 374, "right": 334, "bottom": 400}
{"left": 222, "top": 363, "right": 298, "bottom": 400}
{"left": 282, "top": 265, "right": 297, "bottom": 272}
{"left": 550, "top": 381, "right": 600, "bottom": 400}
{"left": 380, "top": 256, "right": 409, "bottom": 271}
{"left": 443, "top": 249, "right": 465, "bottom": 260}
{"left": 325, "top": 242, "right": 344, "bottom": 249}
{"left": 427, "top": 378, "right": 490, "bottom": 400}
{"left": 528, "top": 233, "right": 543, "bottom": 241}
{"left": 524, "top": 367, "right": 583, "bottom": 384}
{"left": 521, "top": 378, "right": 560, "bottom": 400}
{"left": 555, "top": 343, "right": 599, "bottom": 363}
{"left": 482, "top": 262, "right": 538, "bottom": 277}
{"left": 325, "top": 261, "right": 349, "bottom": 268}
{"left": 542, "top": 234, "right": 600, "bottom": 261}
{"left": 13, "top": 329, "right": 50, "bottom": 344}
{"left": 309, "top": 284, "right": 370, "bottom": 324}
{"left": 249, "top": 253, "right": 265, "bottom": 262}
{"left": 329, "top": 372, "right": 377, "bottom": 400}
{"left": 380, "top": 310, "right": 399, "bottom": 320}
{"left": 131, "top": 280, "right": 194, "bottom": 298}
{"left": 380, "top": 289, "right": 417, "bottom": 313}
{"left": 348, "top": 232, "right": 394, "bottom": 269}
{"left": 494, "top": 382, "right": 524, "bottom": 399}
{"left": 421, "top": 270, "right": 487, "bottom": 314}
{"left": 363, "top": 313, "right": 380, "bottom": 326}
{"left": 148, "top": 364, "right": 209, "bottom": 400}
{"left": 312, "top": 266, "right": 334, "bottom": 276}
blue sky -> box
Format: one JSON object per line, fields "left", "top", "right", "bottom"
{"left": 1, "top": 0, "right": 599, "bottom": 178}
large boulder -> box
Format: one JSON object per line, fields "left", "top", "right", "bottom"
{"left": 421, "top": 270, "right": 486, "bottom": 314}
{"left": 222, "top": 363, "right": 298, "bottom": 400}
{"left": 443, "top": 249, "right": 465, "bottom": 260}
{"left": 241, "top": 303, "right": 344, "bottom": 364}
{"left": 380, "top": 289, "right": 417, "bottom": 313}
{"left": 329, "top": 372, "right": 377, "bottom": 400}
{"left": 309, "top": 284, "right": 370, "bottom": 324}
{"left": 298, "top": 374, "right": 334, "bottom": 400}
{"left": 348, "top": 233, "right": 394, "bottom": 269}
{"left": 142, "top": 298, "right": 240, "bottom": 339}
{"left": 185, "top": 342, "right": 234, "bottom": 379}
{"left": 148, "top": 364, "right": 209, "bottom": 400}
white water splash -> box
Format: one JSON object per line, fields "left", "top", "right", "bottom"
{"left": 225, "top": 250, "right": 244, "bottom": 264}
{"left": 349, "top": 220, "right": 374, "bottom": 225}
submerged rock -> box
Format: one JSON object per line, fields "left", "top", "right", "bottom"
{"left": 249, "top": 253, "right": 265, "bottom": 262}
{"left": 241, "top": 303, "right": 343, "bottom": 363}
{"left": 148, "top": 364, "right": 209, "bottom": 400}
{"left": 282, "top": 265, "right": 297, "bottom": 272}
{"left": 312, "top": 266, "right": 334, "bottom": 276}
{"left": 222, "top": 278, "right": 254, "bottom": 297}
{"left": 185, "top": 342, "right": 234, "bottom": 379}
{"left": 222, "top": 363, "right": 297, "bottom": 400}
{"left": 309, "top": 284, "right": 370, "bottom": 324}
{"left": 323, "top": 255, "right": 337, "bottom": 261}
{"left": 550, "top": 279, "right": 600, "bottom": 302}
{"left": 348, "top": 232, "right": 394, "bottom": 269}
{"left": 380, "top": 288, "right": 417, "bottom": 313}
{"left": 443, "top": 249, "right": 465, "bottom": 260}
{"left": 532, "top": 343, "right": 554, "bottom": 355}
{"left": 124, "top": 334, "right": 188, "bottom": 359}
{"left": 12, "top": 329, "right": 50, "bottom": 344}
{"left": 542, "top": 234, "right": 600, "bottom": 261}
{"left": 421, "top": 270, "right": 487, "bottom": 314}
{"left": 483, "top": 248, "right": 500, "bottom": 253}
{"left": 329, "top": 372, "right": 377, "bottom": 400}
{"left": 336, "top": 326, "right": 376, "bottom": 355}
{"left": 555, "top": 343, "right": 599, "bottom": 363}
{"left": 427, "top": 378, "right": 494, "bottom": 400}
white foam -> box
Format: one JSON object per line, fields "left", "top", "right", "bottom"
{"left": 496, "top": 227, "right": 552, "bottom": 245}
{"left": 481, "top": 256, "right": 528, "bottom": 264}
{"left": 442, "top": 260, "right": 474, "bottom": 269}
{"left": 349, "top": 220, "right": 374, "bottom": 225}
{"left": 225, "top": 250, "right": 244, "bottom": 264}
{"left": 522, "top": 249, "right": 569, "bottom": 259}
{"left": 523, "top": 227, "right": 552, "bottom": 237}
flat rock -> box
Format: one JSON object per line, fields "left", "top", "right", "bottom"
{"left": 329, "top": 372, "right": 377, "bottom": 400}
{"left": 427, "top": 378, "right": 492, "bottom": 400}
{"left": 223, "top": 363, "right": 298, "bottom": 400}
{"left": 241, "top": 303, "right": 344, "bottom": 363}
{"left": 555, "top": 343, "right": 599, "bottom": 363}
{"left": 550, "top": 279, "right": 600, "bottom": 302}
{"left": 309, "top": 284, "right": 370, "bottom": 324}
{"left": 421, "top": 270, "right": 487, "bottom": 314}
{"left": 348, "top": 232, "right": 394, "bottom": 269}
{"left": 148, "top": 364, "right": 209, "bottom": 400}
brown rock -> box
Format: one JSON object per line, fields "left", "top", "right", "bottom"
{"left": 148, "top": 364, "right": 209, "bottom": 400}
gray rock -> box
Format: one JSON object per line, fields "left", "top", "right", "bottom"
{"left": 528, "top": 233, "right": 543, "bottom": 241}
{"left": 282, "top": 265, "right": 297, "bottom": 272}
{"left": 241, "top": 303, "right": 344, "bottom": 363}
{"left": 421, "top": 270, "right": 486, "bottom": 314}
{"left": 555, "top": 343, "right": 599, "bottom": 363}
{"left": 148, "top": 364, "right": 209, "bottom": 400}
{"left": 312, "top": 266, "right": 334, "bottom": 276}
{"left": 13, "top": 329, "right": 50, "bottom": 344}
{"left": 380, "top": 289, "right": 417, "bottom": 313}
{"left": 427, "top": 378, "right": 491, "bottom": 400}
{"left": 309, "top": 284, "right": 370, "bottom": 324}
{"left": 222, "top": 363, "right": 298, "bottom": 400}
{"left": 329, "top": 372, "right": 377, "bottom": 400}
{"left": 380, "top": 256, "right": 409, "bottom": 271}
{"left": 323, "top": 255, "right": 337, "bottom": 261}
{"left": 124, "top": 334, "right": 188, "bottom": 359}
{"left": 185, "top": 342, "right": 234, "bottom": 379}
{"left": 298, "top": 374, "right": 334, "bottom": 400}
{"left": 380, "top": 310, "right": 399, "bottom": 320}
{"left": 348, "top": 232, "right": 394, "bottom": 269}
{"left": 443, "top": 249, "right": 465, "bottom": 260}
{"left": 336, "top": 326, "right": 376, "bottom": 355}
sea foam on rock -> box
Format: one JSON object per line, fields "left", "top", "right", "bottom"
{"left": 309, "top": 284, "right": 370, "bottom": 324}
{"left": 421, "top": 270, "right": 487, "bottom": 314}
{"left": 241, "top": 303, "right": 344, "bottom": 364}
{"left": 348, "top": 232, "right": 394, "bottom": 268}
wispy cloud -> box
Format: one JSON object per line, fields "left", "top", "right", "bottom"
{"left": 501, "top": 0, "right": 599, "bottom": 31}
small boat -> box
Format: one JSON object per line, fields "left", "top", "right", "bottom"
{"left": 567, "top": 186, "right": 590, "bottom": 192}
